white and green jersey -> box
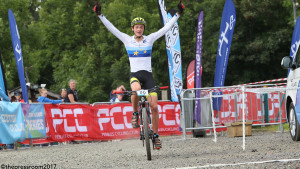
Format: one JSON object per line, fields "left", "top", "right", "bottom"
{"left": 99, "top": 14, "right": 179, "bottom": 73}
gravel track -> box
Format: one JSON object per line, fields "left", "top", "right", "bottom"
{"left": 1, "top": 130, "right": 300, "bottom": 169}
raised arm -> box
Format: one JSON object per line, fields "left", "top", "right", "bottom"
{"left": 98, "top": 15, "right": 130, "bottom": 42}
{"left": 148, "top": 0, "right": 185, "bottom": 43}
{"left": 39, "top": 97, "right": 62, "bottom": 104}
{"left": 94, "top": 2, "right": 130, "bottom": 43}
{"left": 45, "top": 98, "right": 62, "bottom": 104}
{"left": 148, "top": 14, "right": 180, "bottom": 43}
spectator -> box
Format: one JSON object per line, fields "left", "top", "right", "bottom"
{"left": 110, "top": 85, "right": 127, "bottom": 102}
{"left": 59, "top": 88, "right": 67, "bottom": 100}
{"left": 37, "top": 89, "right": 63, "bottom": 104}
{"left": 64, "top": 79, "right": 78, "bottom": 103}
{"left": 63, "top": 80, "right": 80, "bottom": 144}
{"left": 37, "top": 88, "right": 62, "bottom": 146}
{"left": 13, "top": 90, "right": 24, "bottom": 103}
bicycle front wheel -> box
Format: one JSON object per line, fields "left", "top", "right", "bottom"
{"left": 142, "top": 107, "right": 151, "bottom": 161}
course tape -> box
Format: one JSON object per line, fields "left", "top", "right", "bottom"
{"left": 235, "top": 78, "right": 287, "bottom": 86}
{"left": 185, "top": 78, "right": 288, "bottom": 94}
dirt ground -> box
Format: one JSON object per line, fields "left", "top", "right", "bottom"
{"left": 0, "top": 130, "right": 300, "bottom": 169}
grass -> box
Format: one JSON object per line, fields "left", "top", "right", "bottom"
{"left": 252, "top": 123, "right": 289, "bottom": 132}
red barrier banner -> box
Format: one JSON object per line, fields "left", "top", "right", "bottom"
{"left": 91, "top": 103, "right": 139, "bottom": 140}
{"left": 43, "top": 102, "right": 181, "bottom": 142}
{"left": 213, "top": 92, "right": 286, "bottom": 125}
{"left": 91, "top": 102, "right": 181, "bottom": 140}
{"left": 20, "top": 92, "right": 285, "bottom": 144}
{"left": 44, "top": 104, "right": 98, "bottom": 141}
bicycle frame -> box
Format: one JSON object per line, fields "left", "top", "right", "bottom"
{"left": 135, "top": 91, "right": 153, "bottom": 160}
{"left": 115, "top": 86, "right": 168, "bottom": 160}
{"left": 138, "top": 96, "right": 153, "bottom": 142}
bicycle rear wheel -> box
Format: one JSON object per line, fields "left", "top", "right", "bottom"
{"left": 142, "top": 107, "right": 151, "bottom": 161}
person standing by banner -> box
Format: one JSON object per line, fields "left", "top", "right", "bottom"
{"left": 59, "top": 88, "right": 67, "bottom": 101}
{"left": 64, "top": 79, "right": 78, "bottom": 103}
{"left": 13, "top": 90, "right": 24, "bottom": 103}
{"left": 93, "top": 1, "right": 185, "bottom": 149}
{"left": 37, "top": 89, "right": 62, "bottom": 146}
{"left": 37, "top": 89, "right": 63, "bottom": 104}
{"left": 62, "top": 79, "right": 79, "bottom": 144}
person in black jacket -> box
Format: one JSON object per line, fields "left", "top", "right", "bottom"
{"left": 64, "top": 79, "right": 78, "bottom": 103}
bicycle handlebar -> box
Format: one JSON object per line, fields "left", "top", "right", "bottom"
{"left": 114, "top": 86, "right": 168, "bottom": 95}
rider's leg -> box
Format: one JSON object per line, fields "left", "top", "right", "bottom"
{"left": 148, "top": 94, "right": 159, "bottom": 133}
{"left": 148, "top": 94, "right": 161, "bottom": 149}
{"left": 131, "top": 81, "right": 141, "bottom": 128}
{"left": 131, "top": 81, "right": 141, "bottom": 112}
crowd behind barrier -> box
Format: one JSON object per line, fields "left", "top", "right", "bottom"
{"left": 0, "top": 101, "right": 180, "bottom": 146}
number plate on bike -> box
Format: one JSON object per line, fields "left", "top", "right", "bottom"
{"left": 136, "top": 90, "right": 148, "bottom": 96}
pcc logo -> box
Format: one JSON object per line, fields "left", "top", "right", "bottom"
{"left": 96, "top": 104, "right": 180, "bottom": 131}
{"left": 51, "top": 108, "right": 87, "bottom": 133}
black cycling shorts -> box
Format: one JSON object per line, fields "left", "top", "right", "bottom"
{"left": 129, "top": 70, "right": 156, "bottom": 90}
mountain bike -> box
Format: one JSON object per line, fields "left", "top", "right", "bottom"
{"left": 116, "top": 86, "right": 168, "bottom": 161}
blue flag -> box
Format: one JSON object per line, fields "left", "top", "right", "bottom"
{"left": 158, "top": 1, "right": 183, "bottom": 102}
{"left": 213, "top": 0, "right": 236, "bottom": 110}
{"left": 0, "top": 52, "right": 10, "bottom": 101}
{"left": 289, "top": 17, "right": 300, "bottom": 75}
{"left": 0, "top": 90, "right": 9, "bottom": 102}
{"left": 0, "top": 53, "right": 7, "bottom": 94}
{"left": 8, "top": 9, "right": 29, "bottom": 103}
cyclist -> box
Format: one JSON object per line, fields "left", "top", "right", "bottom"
{"left": 94, "top": 1, "right": 185, "bottom": 149}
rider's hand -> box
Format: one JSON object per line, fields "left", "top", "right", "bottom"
{"left": 177, "top": 0, "right": 185, "bottom": 15}
{"left": 93, "top": 1, "right": 101, "bottom": 16}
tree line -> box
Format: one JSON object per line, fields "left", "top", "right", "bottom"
{"left": 0, "top": 0, "right": 295, "bottom": 102}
